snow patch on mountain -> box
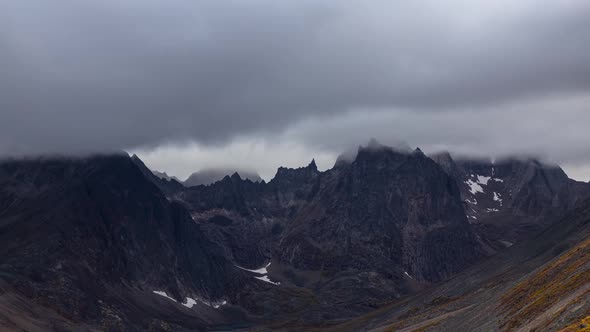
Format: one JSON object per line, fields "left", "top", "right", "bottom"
{"left": 154, "top": 291, "right": 227, "bottom": 309}
{"left": 236, "top": 262, "right": 280, "bottom": 286}
{"left": 499, "top": 240, "right": 513, "bottom": 248}
{"left": 493, "top": 192, "right": 503, "bottom": 204}
{"left": 466, "top": 174, "right": 497, "bottom": 195}
{"left": 466, "top": 179, "right": 484, "bottom": 194}
{"left": 236, "top": 262, "right": 271, "bottom": 275}
{"left": 477, "top": 175, "right": 491, "bottom": 185}
{"left": 255, "top": 275, "right": 280, "bottom": 285}
{"left": 213, "top": 301, "right": 228, "bottom": 308}
{"left": 153, "top": 291, "right": 177, "bottom": 302}
{"left": 182, "top": 297, "right": 197, "bottom": 308}
{"left": 195, "top": 298, "right": 227, "bottom": 308}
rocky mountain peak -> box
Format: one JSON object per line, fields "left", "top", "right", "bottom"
{"left": 308, "top": 158, "right": 318, "bottom": 171}
{"left": 272, "top": 160, "right": 320, "bottom": 183}
{"left": 353, "top": 142, "right": 409, "bottom": 170}
{"left": 0, "top": 154, "right": 246, "bottom": 330}
{"left": 429, "top": 151, "right": 459, "bottom": 177}
{"left": 152, "top": 170, "right": 180, "bottom": 182}
{"left": 184, "top": 168, "right": 262, "bottom": 186}
{"left": 426, "top": 152, "right": 590, "bottom": 251}
{"left": 4, "top": 146, "right": 590, "bottom": 331}
{"left": 366, "top": 137, "right": 383, "bottom": 149}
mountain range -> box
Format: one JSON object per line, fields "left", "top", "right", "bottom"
{"left": 1, "top": 141, "right": 589, "bottom": 331}
{"left": 183, "top": 169, "right": 262, "bottom": 187}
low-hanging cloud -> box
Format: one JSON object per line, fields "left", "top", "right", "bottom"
{"left": 1, "top": 0, "right": 590, "bottom": 175}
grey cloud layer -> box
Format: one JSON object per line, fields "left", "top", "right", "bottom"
{"left": 1, "top": 0, "right": 590, "bottom": 161}
{"left": 282, "top": 94, "right": 590, "bottom": 164}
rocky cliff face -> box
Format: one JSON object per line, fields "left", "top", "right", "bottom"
{"left": 431, "top": 152, "right": 590, "bottom": 250}
{"left": 278, "top": 146, "right": 482, "bottom": 282}
{"left": 177, "top": 146, "right": 482, "bottom": 284}
{"left": 169, "top": 145, "right": 590, "bottom": 325}
{"left": 175, "top": 160, "right": 321, "bottom": 270}
{"left": 3, "top": 145, "right": 588, "bottom": 330}
{"left": 326, "top": 197, "right": 590, "bottom": 332}
{"left": 171, "top": 144, "right": 485, "bottom": 322}
{"left": 0, "top": 155, "right": 248, "bottom": 331}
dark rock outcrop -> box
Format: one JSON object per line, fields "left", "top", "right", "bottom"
{"left": 327, "top": 197, "right": 590, "bottom": 332}
{"left": 278, "top": 145, "right": 482, "bottom": 282}
{"left": 4, "top": 144, "right": 589, "bottom": 330}
{"left": 175, "top": 144, "right": 485, "bottom": 321}
{"left": 0, "top": 154, "right": 247, "bottom": 330}
{"left": 431, "top": 152, "right": 590, "bottom": 250}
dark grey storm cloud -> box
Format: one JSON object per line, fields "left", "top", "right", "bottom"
{"left": 1, "top": 0, "right": 590, "bottom": 166}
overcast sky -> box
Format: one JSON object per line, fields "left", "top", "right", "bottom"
{"left": 1, "top": 0, "right": 590, "bottom": 180}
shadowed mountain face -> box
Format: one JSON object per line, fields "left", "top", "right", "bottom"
{"left": 179, "top": 147, "right": 482, "bottom": 282}
{"left": 431, "top": 152, "right": 590, "bottom": 251}
{"left": 1, "top": 144, "right": 590, "bottom": 331}
{"left": 170, "top": 145, "right": 486, "bottom": 323}
{"left": 0, "top": 155, "right": 249, "bottom": 331}
{"left": 152, "top": 170, "right": 180, "bottom": 182}
{"left": 278, "top": 147, "right": 482, "bottom": 282}
{"left": 325, "top": 198, "right": 590, "bottom": 332}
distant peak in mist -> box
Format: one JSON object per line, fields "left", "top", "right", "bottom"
{"left": 184, "top": 168, "right": 262, "bottom": 187}
{"left": 152, "top": 170, "right": 180, "bottom": 182}
{"left": 335, "top": 138, "right": 413, "bottom": 166}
